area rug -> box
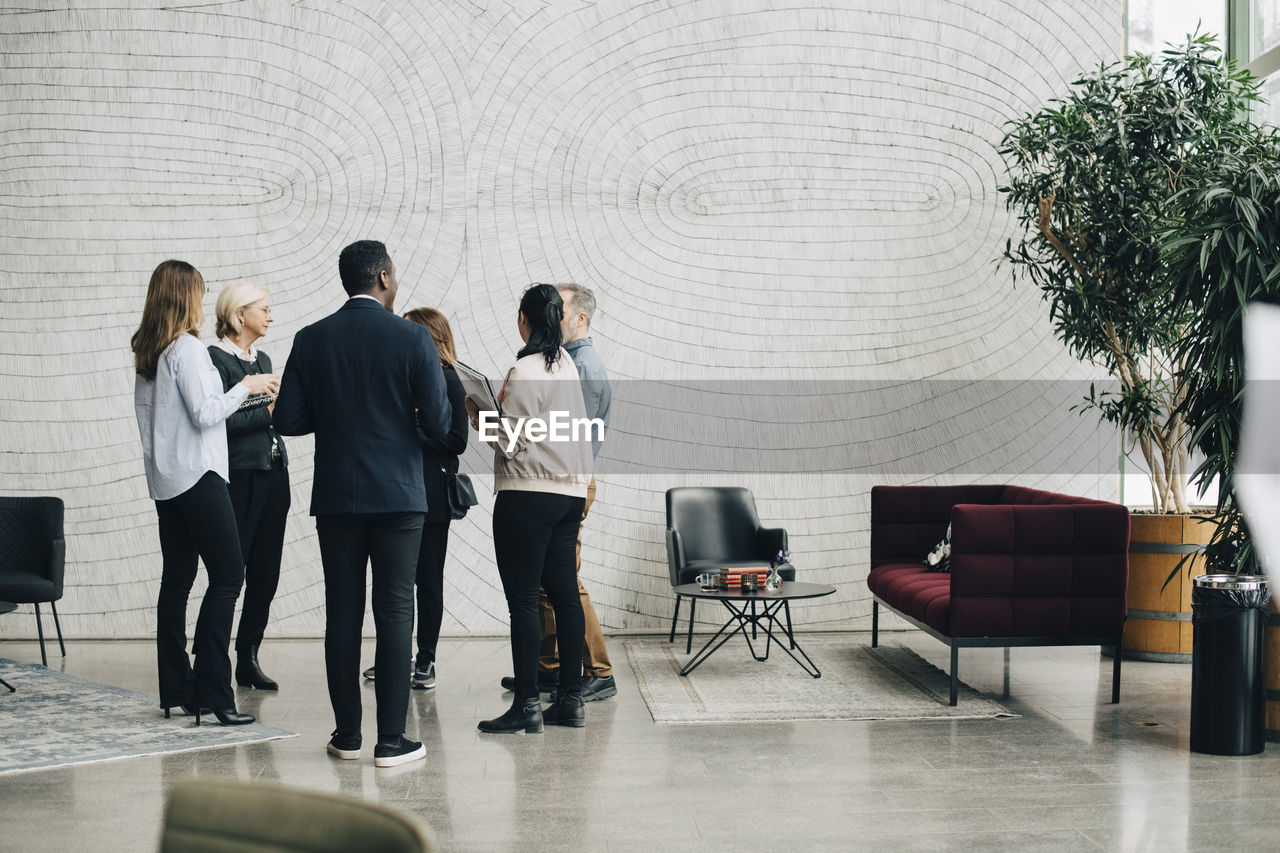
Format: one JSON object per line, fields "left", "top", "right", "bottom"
{"left": 625, "top": 637, "right": 1017, "bottom": 724}
{"left": 0, "top": 659, "right": 296, "bottom": 775}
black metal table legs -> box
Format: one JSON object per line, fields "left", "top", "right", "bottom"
{"left": 679, "top": 597, "right": 822, "bottom": 678}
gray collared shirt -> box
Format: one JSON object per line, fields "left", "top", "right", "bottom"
{"left": 564, "top": 337, "right": 611, "bottom": 458}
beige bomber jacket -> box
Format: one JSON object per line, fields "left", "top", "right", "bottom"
{"left": 489, "top": 349, "right": 593, "bottom": 498}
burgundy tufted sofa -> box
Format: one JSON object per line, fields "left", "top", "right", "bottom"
{"left": 868, "top": 485, "right": 1130, "bottom": 705}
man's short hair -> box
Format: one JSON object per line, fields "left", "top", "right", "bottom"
{"left": 558, "top": 282, "right": 597, "bottom": 326}
{"left": 338, "top": 240, "right": 391, "bottom": 296}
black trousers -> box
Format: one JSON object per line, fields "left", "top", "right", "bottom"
{"left": 154, "top": 471, "right": 245, "bottom": 709}
{"left": 228, "top": 463, "right": 290, "bottom": 651}
{"left": 415, "top": 520, "right": 449, "bottom": 665}
{"left": 317, "top": 512, "right": 423, "bottom": 739}
{"left": 492, "top": 490, "right": 586, "bottom": 700}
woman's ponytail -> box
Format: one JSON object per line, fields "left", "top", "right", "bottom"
{"left": 543, "top": 302, "right": 562, "bottom": 336}
{"left": 517, "top": 283, "right": 564, "bottom": 371}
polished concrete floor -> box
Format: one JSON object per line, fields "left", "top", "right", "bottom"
{"left": 0, "top": 631, "right": 1276, "bottom": 852}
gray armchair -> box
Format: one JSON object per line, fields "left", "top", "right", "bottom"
{"left": 0, "top": 496, "right": 66, "bottom": 666}
{"left": 161, "top": 778, "right": 436, "bottom": 852}
{"left": 665, "top": 487, "right": 795, "bottom": 652}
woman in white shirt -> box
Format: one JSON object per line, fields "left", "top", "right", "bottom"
{"left": 473, "top": 284, "right": 593, "bottom": 734}
{"left": 131, "top": 260, "right": 279, "bottom": 725}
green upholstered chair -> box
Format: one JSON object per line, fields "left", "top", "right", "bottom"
{"left": 159, "top": 778, "right": 436, "bottom": 853}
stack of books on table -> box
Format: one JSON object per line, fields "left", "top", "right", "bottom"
{"left": 722, "top": 568, "right": 768, "bottom": 587}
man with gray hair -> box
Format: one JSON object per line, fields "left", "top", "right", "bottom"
{"left": 499, "top": 281, "right": 616, "bottom": 700}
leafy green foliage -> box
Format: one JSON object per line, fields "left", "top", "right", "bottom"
{"left": 999, "top": 34, "right": 1271, "bottom": 519}
{"left": 1167, "top": 124, "right": 1280, "bottom": 575}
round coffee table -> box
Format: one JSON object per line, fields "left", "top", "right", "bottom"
{"left": 670, "top": 581, "right": 836, "bottom": 678}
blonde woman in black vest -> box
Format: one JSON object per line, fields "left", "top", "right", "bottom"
{"left": 209, "top": 281, "right": 290, "bottom": 691}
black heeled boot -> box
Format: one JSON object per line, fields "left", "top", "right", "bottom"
{"left": 197, "top": 706, "right": 255, "bottom": 726}
{"left": 478, "top": 697, "right": 544, "bottom": 734}
{"left": 543, "top": 689, "right": 586, "bottom": 728}
{"left": 235, "top": 645, "right": 279, "bottom": 690}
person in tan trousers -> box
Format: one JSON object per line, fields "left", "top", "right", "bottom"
{"left": 500, "top": 282, "right": 616, "bottom": 701}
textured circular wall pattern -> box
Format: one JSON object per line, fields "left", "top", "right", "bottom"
{"left": 0, "top": 0, "right": 1123, "bottom": 639}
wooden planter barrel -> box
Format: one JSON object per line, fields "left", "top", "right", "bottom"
{"left": 1121, "top": 514, "right": 1212, "bottom": 662}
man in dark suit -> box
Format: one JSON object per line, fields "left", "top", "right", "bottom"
{"left": 273, "top": 240, "right": 450, "bottom": 768}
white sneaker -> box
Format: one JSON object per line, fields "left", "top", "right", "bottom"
{"left": 326, "top": 731, "right": 361, "bottom": 760}
{"left": 373, "top": 736, "right": 426, "bottom": 768}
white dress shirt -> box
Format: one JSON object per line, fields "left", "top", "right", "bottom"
{"left": 135, "top": 333, "right": 249, "bottom": 501}
{"left": 213, "top": 335, "right": 257, "bottom": 363}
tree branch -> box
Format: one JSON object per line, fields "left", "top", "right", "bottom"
{"left": 1036, "top": 194, "right": 1089, "bottom": 279}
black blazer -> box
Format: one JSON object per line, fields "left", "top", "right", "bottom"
{"left": 273, "top": 297, "right": 451, "bottom": 515}
{"left": 208, "top": 346, "right": 288, "bottom": 471}
{"left": 422, "top": 363, "right": 469, "bottom": 523}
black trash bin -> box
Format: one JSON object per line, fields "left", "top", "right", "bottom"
{"left": 1189, "top": 574, "right": 1271, "bottom": 755}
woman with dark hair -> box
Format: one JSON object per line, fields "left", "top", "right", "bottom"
{"left": 361, "top": 307, "right": 468, "bottom": 689}
{"left": 472, "top": 284, "right": 594, "bottom": 733}
{"left": 209, "top": 280, "right": 289, "bottom": 691}
{"left": 131, "top": 260, "right": 279, "bottom": 725}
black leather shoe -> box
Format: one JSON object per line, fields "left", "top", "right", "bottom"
{"left": 543, "top": 690, "right": 586, "bottom": 727}
{"left": 581, "top": 675, "right": 617, "bottom": 702}
{"left": 499, "top": 670, "right": 558, "bottom": 693}
{"left": 478, "top": 697, "right": 544, "bottom": 734}
{"left": 235, "top": 645, "right": 279, "bottom": 690}
{"left": 197, "top": 707, "right": 255, "bottom": 726}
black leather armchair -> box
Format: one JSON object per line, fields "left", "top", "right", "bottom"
{"left": 665, "top": 487, "right": 795, "bottom": 651}
{"left": 0, "top": 496, "right": 66, "bottom": 666}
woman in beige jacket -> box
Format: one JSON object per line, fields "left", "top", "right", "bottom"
{"left": 473, "top": 284, "right": 593, "bottom": 733}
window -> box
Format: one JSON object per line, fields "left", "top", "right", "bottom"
{"left": 1258, "top": 69, "right": 1280, "bottom": 126}
{"left": 1228, "top": 0, "right": 1280, "bottom": 126}
{"left": 1251, "top": 0, "right": 1280, "bottom": 55}
{"left": 1128, "top": 0, "right": 1227, "bottom": 55}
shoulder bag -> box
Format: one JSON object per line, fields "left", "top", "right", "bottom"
{"left": 444, "top": 471, "right": 479, "bottom": 520}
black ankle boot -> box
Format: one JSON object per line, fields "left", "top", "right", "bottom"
{"left": 478, "top": 697, "right": 544, "bottom": 734}
{"left": 196, "top": 706, "right": 255, "bottom": 726}
{"left": 543, "top": 690, "right": 586, "bottom": 728}
{"left": 235, "top": 645, "right": 278, "bottom": 690}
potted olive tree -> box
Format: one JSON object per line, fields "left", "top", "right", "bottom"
{"left": 998, "top": 34, "right": 1269, "bottom": 660}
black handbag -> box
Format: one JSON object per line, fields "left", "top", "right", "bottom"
{"left": 444, "top": 471, "right": 479, "bottom": 520}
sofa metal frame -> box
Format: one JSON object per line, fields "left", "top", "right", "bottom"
{"left": 871, "top": 595, "right": 1122, "bottom": 706}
